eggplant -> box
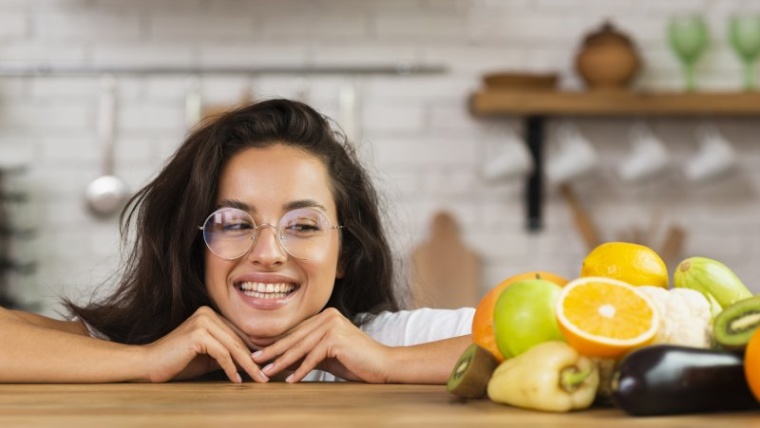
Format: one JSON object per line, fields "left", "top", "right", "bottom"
{"left": 610, "top": 344, "right": 759, "bottom": 416}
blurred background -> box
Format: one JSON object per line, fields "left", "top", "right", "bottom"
{"left": 1, "top": 0, "right": 759, "bottom": 316}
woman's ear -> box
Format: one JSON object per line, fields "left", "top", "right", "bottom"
{"left": 336, "top": 258, "right": 345, "bottom": 279}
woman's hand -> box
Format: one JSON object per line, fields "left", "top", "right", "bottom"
{"left": 141, "top": 306, "right": 269, "bottom": 383}
{"left": 251, "top": 308, "right": 392, "bottom": 383}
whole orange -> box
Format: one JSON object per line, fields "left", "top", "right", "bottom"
{"left": 744, "top": 326, "right": 760, "bottom": 402}
{"left": 472, "top": 271, "right": 568, "bottom": 361}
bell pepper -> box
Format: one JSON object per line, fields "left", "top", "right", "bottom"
{"left": 487, "top": 341, "right": 599, "bottom": 412}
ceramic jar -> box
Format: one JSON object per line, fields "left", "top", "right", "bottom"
{"left": 575, "top": 21, "right": 642, "bottom": 90}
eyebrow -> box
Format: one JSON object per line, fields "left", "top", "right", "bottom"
{"left": 217, "top": 199, "right": 328, "bottom": 213}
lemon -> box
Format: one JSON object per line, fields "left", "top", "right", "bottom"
{"left": 581, "top": 242, "right": 668, "bottom": 288}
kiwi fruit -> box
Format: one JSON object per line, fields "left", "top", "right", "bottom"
{"left": 713, "top": 295, "right": 760, "bottom": 350}
{"left": 446, "top": 344, "right": 499, "bottom": 399}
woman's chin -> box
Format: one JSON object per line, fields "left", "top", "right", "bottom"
{"left": 239, "top": 321, "right": 291, "bottom": 346}
{"left": 228, "top": 298, "right": 296, "bottom": 342}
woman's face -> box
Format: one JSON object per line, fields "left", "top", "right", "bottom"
{"left": 205, "top": 144, "right": 342, "bottom": 346}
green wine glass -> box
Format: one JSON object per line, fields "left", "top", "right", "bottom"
{"left": 728, "top": 15, "right": 760, "bottom": 90}
{"left": 667, "top": 15, "right": 710, "bottom": 91}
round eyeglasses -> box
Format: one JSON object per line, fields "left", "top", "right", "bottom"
{"left": 199, "top": 207, "right": 343, "bottom": 260}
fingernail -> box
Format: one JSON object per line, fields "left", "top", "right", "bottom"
{"left": 285, "top": 374, "right": 295, "bottom": 383}
{"left": 235, "top": 373, "right": 243, "bottom": 384}
{"left": 262, "top": 363, "right": 274, "bottom": 375}
{"left": 252, "top": 350, "right": 263, "bottom": 359}
{"left": 259, "top": 370, "right": 269, "bottom": 382}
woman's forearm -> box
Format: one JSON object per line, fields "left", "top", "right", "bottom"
{"left": 385, "top": 335, "right": 471, "bottom": 384}
{"left": 0, "top": 308, "right": 148, "bottom": 383}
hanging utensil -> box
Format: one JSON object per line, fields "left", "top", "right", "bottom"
{"left": 85, "top": 75, "right": 129, "bottom": 218}
{"left": 659, "top": 224, "right": 687, "bottom": 267}
{"left": 559, "top": 183, "right": 602, "bottom": 251}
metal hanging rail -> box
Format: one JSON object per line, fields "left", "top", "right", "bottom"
{"left": 0, "top": 63, "right": 447, "bottom": 77}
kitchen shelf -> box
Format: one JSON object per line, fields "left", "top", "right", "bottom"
{"left": 0, "top": 63, "right": 446, "bottom": 77}
{"left": 471, "top": 90, "right": 760, "bottom": 116}
{"left": 469, "top": 90, "right": 760, "bottom": 231}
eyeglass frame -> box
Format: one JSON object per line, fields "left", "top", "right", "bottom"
{"left": 198, "top": 206, "right": 344, "bottom": 261}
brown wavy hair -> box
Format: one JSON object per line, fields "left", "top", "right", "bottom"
{"left": 66, "top": 99, "right": 398, "bottom": 344}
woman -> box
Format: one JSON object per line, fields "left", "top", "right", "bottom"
{"left": 0, "top": 99, "right": 473, "bottom": 383}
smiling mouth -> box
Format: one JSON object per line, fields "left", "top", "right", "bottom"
{"left": 236, "top": 282, "right": 298, "bottom": 300}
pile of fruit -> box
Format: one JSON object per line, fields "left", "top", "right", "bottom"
{"left": 447, "top": 242, "right": 760, "bottom": 416}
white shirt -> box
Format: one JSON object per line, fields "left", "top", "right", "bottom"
{"left": 78, "top": 307, "right": 475, "bottom": 382}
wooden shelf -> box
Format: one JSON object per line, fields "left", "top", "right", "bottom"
{"left": 468, "top": 89, "right": 760, "bottom": 232}
{"left": 470, "top": 90, "right": 760, "bottom": 117}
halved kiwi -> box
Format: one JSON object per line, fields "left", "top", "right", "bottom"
{"left": 713, "top": 295, "right": 760, "bottom": 351}
{"left": 446, "top": 344, "right": 499, "bottom": 399}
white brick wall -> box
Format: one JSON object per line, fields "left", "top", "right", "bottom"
{"left": 0, "top": 0, "right": 759, "bottom": 316}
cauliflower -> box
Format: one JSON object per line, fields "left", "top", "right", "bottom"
{"left": 637, "top": 286, "right": 712, "bottom": 348}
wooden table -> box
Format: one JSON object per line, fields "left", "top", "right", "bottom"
{"left": 0, "top": 383, "right": 758, "bottom": 427}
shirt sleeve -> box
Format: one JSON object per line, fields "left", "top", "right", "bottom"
{"left": 359, "top": 307, "right": 475, "bottom": 347}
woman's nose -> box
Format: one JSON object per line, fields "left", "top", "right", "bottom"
{"left": 246, "top": 224, "right": 288, "bottom": 265}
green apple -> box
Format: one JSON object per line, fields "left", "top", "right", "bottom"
{"left": 493, "top": 279, "right": 564, "bottom": 359}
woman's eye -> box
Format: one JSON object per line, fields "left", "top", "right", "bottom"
{"left": 222, "top": 222, "right": 252, "bottom": 232}
{"left": 285, "top": 221, "right": 321, "bottom": 234}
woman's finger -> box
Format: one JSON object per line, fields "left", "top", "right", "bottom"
{"left": 207, "top": 327, "right": 269, "bottom": 383}
{"left": 283, "top": 340, "right": 333, "bottom": 383}
{"left": 258, "top": 310, "right": 352, "bottom": 379}
{"left": 200, "top": 334, "right": 244, "bottom": 383}
{"left": 200, "top": 314, "right": 268, "bottom": 383}
{"left": 252, "top": 320, "right": 320, "bottom": 365}
{"left": 187, "top": 307, "right": 267, "bottom": 383}
{"left": 253, "top": 309, "right": 340, "bottom": 365}
{"left": 258, "top": 326, "right": 325, "bottom": 378}
{"left": 219, "top": 316, "right": 258, "bottom": 351}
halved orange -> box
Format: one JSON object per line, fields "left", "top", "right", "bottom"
{"left": 472, "top": 271, "right": 568, "bottom": 361}
{"left": 556, "top": 276, "right": 658, "bottom": 358}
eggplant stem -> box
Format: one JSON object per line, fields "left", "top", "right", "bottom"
{"left": 560, "top": 366, "right": 592, "bottom": 392}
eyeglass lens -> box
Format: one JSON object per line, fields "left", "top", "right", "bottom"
{"left": 202, "top": 207, "right": 336, "bottom": 260}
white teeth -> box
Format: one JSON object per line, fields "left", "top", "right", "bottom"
{"left": 238, "top": 282, "right": 296, "bottom": 299}
{"left": 245, "top": 291, "right": 290, "bottom": 299}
